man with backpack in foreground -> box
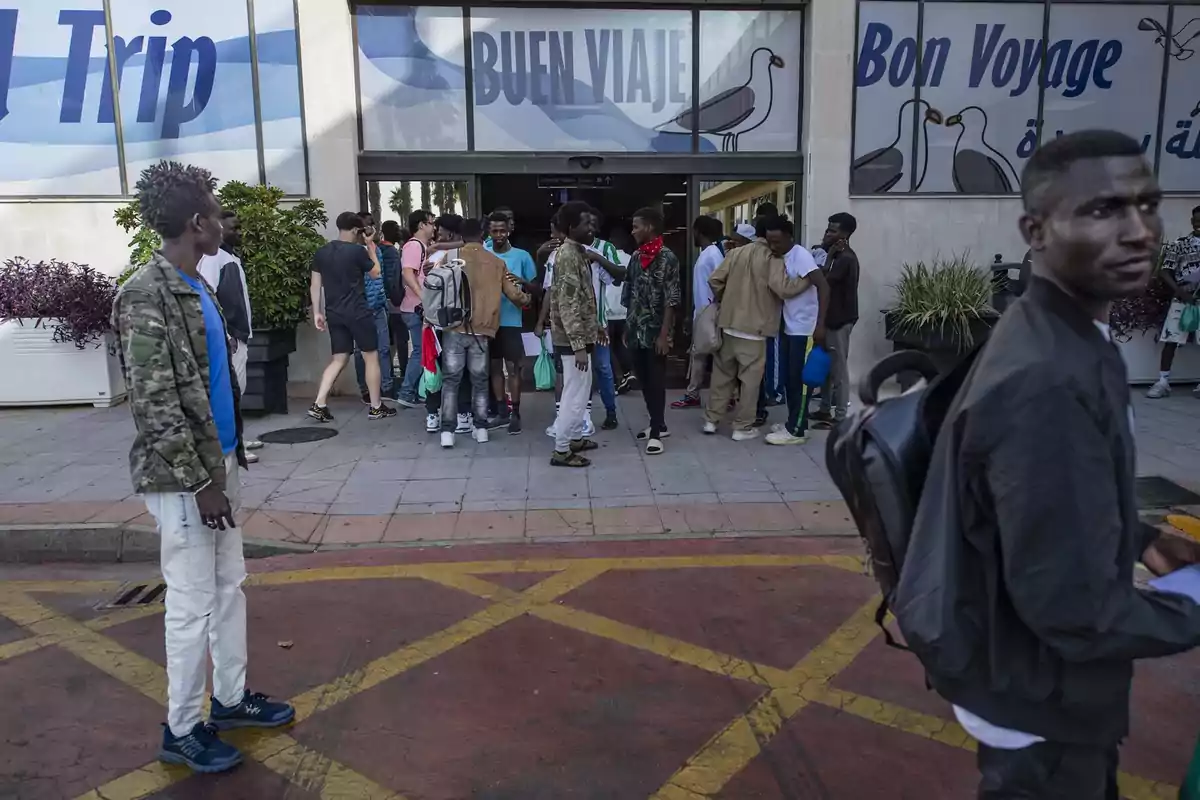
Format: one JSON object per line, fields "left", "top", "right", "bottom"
{"left": 431, "top": 217, "right": 531, "bottom": 448}
{"left": 886, "top": 130, "right": 1200, "bottom": 797}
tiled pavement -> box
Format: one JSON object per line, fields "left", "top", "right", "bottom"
{"left": 0, "top": 390, "right": 1199, "bottom": 548}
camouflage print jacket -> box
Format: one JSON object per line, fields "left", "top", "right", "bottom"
{"left": 112, "top": 252, "right": 246, "bottom": 495}
{"left": 549, "top": 241, "right": 598, "bottom": 352}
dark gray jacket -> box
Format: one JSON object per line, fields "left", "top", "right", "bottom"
{"left": 896, "top": 278, "right": 1200, "bottom": 746}
{"left": 214, "top": 258, "right": 251, "bottom": 343}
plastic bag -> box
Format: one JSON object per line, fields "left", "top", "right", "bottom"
{"left": 802, "top": 344, "right": 832, "bottom": 387}
{"left": 1181, "top": 303, "right": 1200, "bottom": 334}
{"left": 692, "top": 303, "right": 722, "bottom": 355}
{"left": 534, "top": 341, "right": 556, "bottom": 391}
{"left": 1182, "top": 733, "right": 1200, "bottom": 800}
{"left": 418, "top": 363, "right": 442, "bottom": 399}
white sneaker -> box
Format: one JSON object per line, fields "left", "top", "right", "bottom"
{"left": 245, "top": 452, "right": 259, "bottom": 463}
{"left": 1146, "top": 379, "right": 1171, "bottom": 398}
{"left": 766, "top": 429, "right": 807, "bottom": 446}
{"left": 732, "top": 428, "right": 760, "bottom": 442}
{"left": 456, "top": 413, "right": 473, "bottom": 434}
{"left": 582, "top": 415, "right": 596, "bottom": 438}
{"left": 440, "top": 431, "right": 454, "bottom": 448}
{"left": 426, "top": 413, "right": 440, "bottom": 433}
{"left": 702, "top": 421, "right": 718, "bottom": 435}
{"left": 1193, "top": 383, "right": 1200, "bottom": 397}
{"left": 473, "top": 427, "right": 489, "bottom": 444}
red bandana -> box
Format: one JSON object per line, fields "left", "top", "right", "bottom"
{"left": 637, "top": 236, "right": 664, "bottom": 269}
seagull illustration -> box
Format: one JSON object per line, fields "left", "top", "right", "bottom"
{"left": 656, "top": 47, "right": 785, "bottom": 152}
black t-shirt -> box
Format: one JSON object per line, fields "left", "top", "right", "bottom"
{"left": 312, "top": 240, "right": 372, "bottom": 323}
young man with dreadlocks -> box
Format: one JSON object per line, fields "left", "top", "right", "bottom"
{"left": 113, "top": 161, "right": 294, "bottom": 775}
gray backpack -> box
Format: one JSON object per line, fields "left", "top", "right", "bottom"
{"left": 422, "top": 253, "right": 471, "bottom": 329}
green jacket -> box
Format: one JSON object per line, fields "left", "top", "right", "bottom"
{"left": 112, "top": 252, "right": 246, "bottom": 495}
{"left": 549, "top": 241, "right": 598, "bottom": 352}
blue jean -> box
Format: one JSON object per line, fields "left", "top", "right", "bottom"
{"left": 780, "top": 334, "right": 812, "bottom": 436}
{"left": 439, "top": 331, "right": 490, "bottom": 431}
{"left": 354, "top": 307, "right": 392, "bottom": 395}
{"left": 398, "top": 310, "right": 424, "bottom": 402}
{"left": 592, "top": 343, "right": 617, "bottom": 416}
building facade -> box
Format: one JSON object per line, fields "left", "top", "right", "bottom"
{"left": 3, "top": 0, "right": 1199, "bottom": 387}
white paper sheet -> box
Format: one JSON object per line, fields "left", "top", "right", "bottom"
{"left": 521, "top": 332, "right": 543, "bottom": 358}
{"left": 1149, "top": 565, "right": 1200, "bottom": 604}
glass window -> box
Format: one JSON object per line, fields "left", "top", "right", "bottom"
{"left": 1042, "top": 4, "right": 1166, "bottom": 162}
{"left": 0, "top": 0, "right": 122, "bottom": 195}
{"left": 913, "top": 2, "right": 1042, "bottom": 194}
{"left": 469, "top": 8, "right": 693, "bottom": 152}
{"left": 1159, "top": 8, "right": 1200, "bottom": 191}
{"left": 111, "top": 0, "right": 261, "bottom": 187}
{"left": 254, "top": 0, "right": 306, "bottom": 194}
{"left": 852, "top": 1, "right": 920, "bottom": 194}
{"left": 355, "top": 6, "right": 468, "bottom": 151}
{"left": 697, "top": 10, "right": 803, "bottom": 153}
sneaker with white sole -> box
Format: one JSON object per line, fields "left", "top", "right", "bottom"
{"left": 582, "top": 415, "right": 596, "bottom": 438}
{"left": 1147, "top": 380, "right": 1171, "bottom": 399}
{"left": 440, "top": 431, "right": 454, "bottom": 448}
{"left": 731, "top": 428, "right": 760, "bottom": 442}
{"left": 158, "top": 722, "right": 242, "bottom": 774}
{"left": 244, "top": 440, "right": 264, "bottom": 451}
{"left": 765, "top": 429, "right": 807, "bottom": 446}
{"left": 456, "top": 413, "right": 473, "bottom": 434}
{"left": 702, "top": 421, "right": 718, "bottom": 435}
{"left": 473, "top": 427, "right": 489, "bottom": 444}
{"left": 426, "top": 413, "right": 440, "bottom": 433}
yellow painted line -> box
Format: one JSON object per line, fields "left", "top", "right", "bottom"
{"left": 227, "top": 728, "right": 406, "bottom": 800}
{"left": 1166, "top": 513, "right": 1200, "bottom": 542}
{"left": 1, "top": 579, "right": 126, "bottom": 594}
{"left": 0, "top": 600, "right": 165, "bottom": 664}
{"left": 290, "top": 564, "right": 608, "bottom": 721}
{"left": 0, "top": 591, "right": 168, "bottom": 704}
{"left": 74, "top": 763, "right": 190, "bottom": 800}
{"left": 532, "top": 603, "right": 789, "bottom": 687}
{"left": 650, "top": 598, "right": 883, "bottom": 798}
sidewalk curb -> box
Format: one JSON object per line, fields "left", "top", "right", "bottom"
{"left": 0, "top": 522, "right": 855, "bottom": 563}
{"left": 0, "top": 523, "right": 314, "bottom": 563}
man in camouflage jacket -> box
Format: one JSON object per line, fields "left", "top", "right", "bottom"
{"left": 547, "top": 202, "right": 599, "bottom": 466}
{"left": 112, "top": 161, "right": 294, "bottom": 776}
{"left": 115, "top": 252, "right": 248, "bottom": 494}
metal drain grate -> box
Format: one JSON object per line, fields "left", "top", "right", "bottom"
{"left": 102, "top": 582, "right": 167, "bottom": 609}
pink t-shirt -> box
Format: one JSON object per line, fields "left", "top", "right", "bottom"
{"left": 399, "top": 239, "right": 427, "bottom": 314}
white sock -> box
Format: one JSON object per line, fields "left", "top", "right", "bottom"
{"left": 1160, "top": 371, "right": 1171, "bottom": 382}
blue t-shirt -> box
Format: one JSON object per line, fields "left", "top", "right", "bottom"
{"left": 178, "top": 270, "right": 238, "bottom": 455}
{"left": 487, "top": 245, "right": 536, "bottom": 328}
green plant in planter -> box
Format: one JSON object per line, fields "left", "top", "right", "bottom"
{"left": 887, "top": 253, "right": 998, "bottom": 349}
{"left": 114, "top": 182, "right": 327, "bottom": 332}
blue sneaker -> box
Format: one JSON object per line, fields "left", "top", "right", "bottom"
{"left": 158, "top": 722, "right": 242, "bottom": 774}
{"left": 209, "top": 690, "right": 296, "bottom": 730}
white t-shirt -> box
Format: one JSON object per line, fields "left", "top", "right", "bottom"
{"left": 197, "top": 249, "right": 253, "bottom": 339}
{"left": 782, "top": 245, "right": 821, "bottom": 336}
{"left": 605, "top": 251, "right": 631, "bottom": 321}
{"left": 692, "top": 243, "right": 725, "bottom": 320}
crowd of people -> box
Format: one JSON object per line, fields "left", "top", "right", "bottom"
{"left": 299, "top": 196, "right": 861, "bottom": 467}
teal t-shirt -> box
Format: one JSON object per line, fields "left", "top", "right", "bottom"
{"left": 489, "top": 246, "right": 536, "bottom": 328}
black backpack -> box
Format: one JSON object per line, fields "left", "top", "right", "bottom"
{"left": 824, "top": 347, "right": 980, "bottom": 648}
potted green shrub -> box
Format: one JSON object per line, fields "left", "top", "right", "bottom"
{"left": 884, "top": 253, "right": 999, "bottom": 374}
{"left": 116, "top": 182, "right": 326, "bottom": 415}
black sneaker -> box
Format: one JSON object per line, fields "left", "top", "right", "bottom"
{"left": 368, "top": 405, "right": 397, "bottom": 420}
{"left": 209, "top": 690, "right": 296, "bottom": 730}
{"left": 360, "top": 390, "right": 371, "bottom": 405}
{"left": 508, "top": 411, "right": 522, "bottom": 435}
{"left": 307, "top": 403, "right": 334, "bottom": 423}
{"left": 601, "top": 414, "right": 619, "bottom": 430}
{"left": 753, "top": 411, "right": 768, "bottom": 428}
{"left": 158, "top": 722, "right": 242, "bottom": 773}
{"left": 483, "top": 416, "right": 508, "bottom": 430}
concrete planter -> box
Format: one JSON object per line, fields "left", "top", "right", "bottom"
{"left": 0, "top": 319, "right": 126, "bottom": 408}
{"left": 1117, "top": 329, "right": 1200, "bottom": 384}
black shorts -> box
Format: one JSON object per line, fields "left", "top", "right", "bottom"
{"left": 491, "top": 327, "right": 525, "bottom": 363}
{"left": 329, "top": 316, "right": 377, "bottom": 355}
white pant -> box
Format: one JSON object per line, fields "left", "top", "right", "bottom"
{"left": 554, "top": 353, "right": 591, "bottom": 452}
{"left": 144, "top": 453, "right": 247, "bottom": 737}
{"left": 232, "top": 342, "right": 248, "bottom": 396}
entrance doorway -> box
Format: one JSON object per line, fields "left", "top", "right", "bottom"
{"left": 478, "top": 174, "right": 689, "bottom": 266}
